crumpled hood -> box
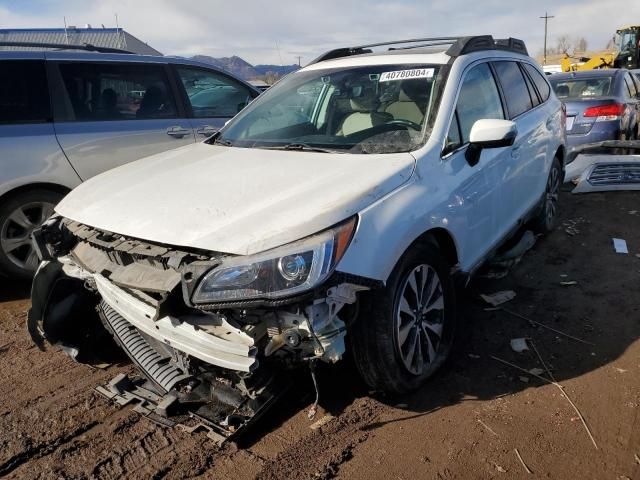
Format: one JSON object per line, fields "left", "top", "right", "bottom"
{"left": 56, "top": 143, "right": 415, "bottom": 255}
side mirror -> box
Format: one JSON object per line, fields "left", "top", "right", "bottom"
{"left": 466, "top": 119, "right": 518, "bottom": 166}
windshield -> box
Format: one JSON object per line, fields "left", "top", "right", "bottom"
{"left": 214, "top": 64, "right": 442, "bottom": 154}
{"left": 550, "top": 77, "right": 613, "bottom": 99}
{"left": 616, "top": 30, "right": 638, "bottom": 52}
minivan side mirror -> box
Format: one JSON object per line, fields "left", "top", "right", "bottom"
{"left": 466, "top": 119, "right": 518, "bottom": 166}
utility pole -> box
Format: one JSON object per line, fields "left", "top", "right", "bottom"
{"left": 295, "top": 55, "right": 302, "bottom": 66}
{"left": 540, "top": 11, "right": 554, "bottom": 65}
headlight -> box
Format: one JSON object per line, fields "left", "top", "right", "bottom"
{"left": 192, "top": 217, "right": 357, "bottom": 303}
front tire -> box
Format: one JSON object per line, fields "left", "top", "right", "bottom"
{"left": 350, "top": 242, "right": 456, "bottom": 394}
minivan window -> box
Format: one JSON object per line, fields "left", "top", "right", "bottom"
{"left": 522, "top": 63, "right": 551, "bottom": 101}
{"left": 454, "top": 63, "right": 504, "bottom": 144}
{"left": 177, "top": 67, "right": 254, "bottom": 118}
{"left": 216, "top": 64, "right": 442, "bottom": 153}
{"left": 493, "top": 61, "right": 532, "bottom": 118}
{"left": 0, "top": 60, "right": 51, "bottom": 125}
{"left": 58, "top": 63, "right": 177, "bottom": 121}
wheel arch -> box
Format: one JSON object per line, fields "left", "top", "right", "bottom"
{"left": 0, "top": 182, "right": 70, "bottom": 206}
{"left": 412, "top": 227, "right": 460, "bottom": 270}
{"left": 555, "top": 144, "right": 566, "bottom": 167}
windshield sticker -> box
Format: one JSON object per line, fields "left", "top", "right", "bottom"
{"left": 379, "top": 68, "right": 434, "bottom": 82}
{"left": 380, "top": 68, "right": 434, "bottom": 82}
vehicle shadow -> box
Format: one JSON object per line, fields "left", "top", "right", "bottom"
{"left": 237, "top": 190, "right": 640, "bottom": 446}
{"left": 0, "top": 276, "right": 31, "bottom": 302}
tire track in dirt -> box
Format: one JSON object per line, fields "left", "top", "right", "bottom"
{"left": 0, "top": 420, "right": 100, "bottom": 476}
{"left": 255, "top": 397, "right": 386, "bottom": 480}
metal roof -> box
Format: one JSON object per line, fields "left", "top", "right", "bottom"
{"left": 0, "top": 28, "right": 162, "bottom": 56}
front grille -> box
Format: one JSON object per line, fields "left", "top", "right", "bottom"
{"left": 99, "top": 301, "right": 191, "bottom": 392}
{"left": 588, "top": 163, "right": 640, "bottom": 186}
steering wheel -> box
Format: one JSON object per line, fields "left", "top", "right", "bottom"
{"left": 386, "top": 119, "right": 422, "bottom": 131}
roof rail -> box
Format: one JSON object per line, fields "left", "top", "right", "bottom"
{"left": 308, "top": 35, "right": 528, "bottom": 66}
{"left": 0, "top": 41, "right": 133, "bottom": 54}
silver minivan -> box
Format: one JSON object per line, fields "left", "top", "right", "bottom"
{"left": 0, "top": 48, "right": 259, "bottom": 278}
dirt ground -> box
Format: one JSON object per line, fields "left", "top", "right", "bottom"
{"left": 1, "top": 190, "right": 639, "bottom": 480}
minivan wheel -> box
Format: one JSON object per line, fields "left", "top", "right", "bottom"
{"left": 0, "top": 189, "right": 62, "bottom": 279}
{"left": 350, "top": 243, "right": 456, "bottom": 394}
{"left": 531, "top": 157, "right": 562, "bottom": 234}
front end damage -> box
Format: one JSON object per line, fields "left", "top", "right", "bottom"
{"left": 28, "top": 217, "right": 368, "bottom": 442}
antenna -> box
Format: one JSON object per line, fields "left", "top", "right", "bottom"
{"left": 115, "top": 13, "right": 127, "bottom": 50}
{"left": 63, "top": 16, "right": 69, "bottom": 44}
{"left": 275, "top": 40, "right": 283, "bottom": 66}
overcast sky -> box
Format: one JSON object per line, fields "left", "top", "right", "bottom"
{"left": 1, "top": 0, "right": 638, "bottom": 65}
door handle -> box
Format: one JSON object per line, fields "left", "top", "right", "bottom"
{"left": 166, "top": 126, "right": 191, "bottom": 138}
{"left": 196, "top": 125, "right": 219, "bottom": 137}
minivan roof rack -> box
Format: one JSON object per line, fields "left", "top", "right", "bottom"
{"left": 0, "top": 41, "right": 133, "bottom": 54}
{"left": 307, "top": 35, "right": 528, "bottom": 66}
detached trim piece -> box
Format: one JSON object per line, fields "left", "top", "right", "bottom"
{"left": 573, "top": 161, "right": 640, "bottom": 193}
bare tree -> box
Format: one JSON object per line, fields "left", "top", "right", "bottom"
{"left": 556, "top": 35, "right": 571, "bottom": 54}
{"left": 574, "top": 37, "right": 588, "bottom": 53}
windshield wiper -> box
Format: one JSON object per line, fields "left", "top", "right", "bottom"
{"left": 213, "top": 138, "right": 234, "bottom": 147}
{"left": 260, "top": 143, "right": 346, "bottom": 154}
{"left": 207, "top": 131, "right": 234, "bottom": 147}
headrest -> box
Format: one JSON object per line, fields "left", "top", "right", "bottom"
{"left": 397, "top": 79, "right": 427, "bottom": 102}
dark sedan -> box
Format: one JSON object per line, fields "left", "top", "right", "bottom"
{"left": 549, "top": 69, "right": 640, "bottom": 149}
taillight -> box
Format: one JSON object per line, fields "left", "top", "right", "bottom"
{"left": 583, "top": 103, "right": 625, "bottom": 119}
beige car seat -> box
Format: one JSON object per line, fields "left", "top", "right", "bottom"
{"left": 339, "top": 94, "right": 390, "bottom": 136}
{"left": 384, "top": 85, "right": 425, "bottom": 125}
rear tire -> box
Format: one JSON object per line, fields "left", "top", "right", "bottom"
{"left": 0, "top": 189, "right": 62, "bottom": 279}
{"left": 531, "top": 157, "right": 562, "bottom": 234}
{"left": 350, "top": 242, "right": 457, "bottom": 394}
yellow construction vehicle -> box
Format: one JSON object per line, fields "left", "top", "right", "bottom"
{"left": 561, "top": 25, "right": 640, "bottom": 72}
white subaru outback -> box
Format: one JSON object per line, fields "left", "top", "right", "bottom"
{"left": 29, "top": 36, "right": 565, "bottom": 440}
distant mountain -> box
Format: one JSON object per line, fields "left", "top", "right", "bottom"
{"left": 254, "top": 64, "right": 300, "bottom": 77}
{"left": 191, "top": 55, "right": 299, "bottom": 80}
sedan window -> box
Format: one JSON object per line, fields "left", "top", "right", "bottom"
{"left": 550, "top": 77, "right": 613, "bottom": 99}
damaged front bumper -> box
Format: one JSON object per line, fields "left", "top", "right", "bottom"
{"left": 28, "top": 217, "right": 369, "bottom": 441}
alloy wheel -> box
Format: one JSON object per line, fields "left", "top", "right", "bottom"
{"left": 395, "top": 264, "right": 445, "bottom": 375}
{"left": 0, "top": 201, "right": 55, "bottom": 271}
{"left": 545, "top": 165, "right": 560, "bottom": 227}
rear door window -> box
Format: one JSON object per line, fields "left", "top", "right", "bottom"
{"left": 624, "top": 74, "right": 637, "bottom": 98}
{"left": 452, "top": 62, "right": 504, "bottom": 145}
{"left": 522, "top": 63, "right": 551, "bottom": 102}
{"left": 58, "top": 63, "right": 177, "bottom": 121}
{"left": 493, "top": 61, "right": 533, "bottom": 118}
{"left": 176, "top": 67, "right": 255, "bottom": 118}
{"left": 520, "top": 65, "right": 541, "bottom": 108}
{"left": 0, "top": 60, "right": 51, "bottom": 124}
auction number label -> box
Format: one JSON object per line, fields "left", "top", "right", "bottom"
{"left": 379, "top": 68, "right": 434, "bottom": 82}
